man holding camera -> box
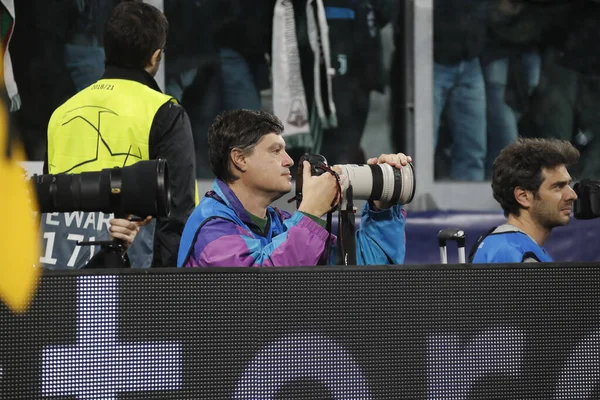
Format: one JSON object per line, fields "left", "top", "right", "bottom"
{"left": 177, "top": 109, "right": 410, "bottom": 267}
{"left": 42, "top": 2, "right": 197, "bottom": 269}
{"left": 471, "top": 138, "right": 580, "bottom": 263}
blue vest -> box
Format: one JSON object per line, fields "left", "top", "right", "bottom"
{"left": 472, "top": 228, "right": 553, "bottom": 263}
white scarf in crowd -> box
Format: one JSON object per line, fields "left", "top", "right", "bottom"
{"left": 272, "top": 0, "right": 337, "bottom": 137}
{"left": 1, "top": 0, "right": 20, "bottom": 112}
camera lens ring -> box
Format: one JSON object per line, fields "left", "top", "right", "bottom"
{"left": 401, "top": 163, "right": 416, "bottom": 204}
{"left": 390, "top": 168, "right": 403, "bottom": 204}
{"left": 368, "top": 164, "right": 384, "bottom": 201}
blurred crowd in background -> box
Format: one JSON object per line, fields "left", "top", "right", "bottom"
{"left": 434, "top": 0, "right": 600, "bottom": 182}
{"left": 3, "top": 0, "right": 599, "bottom": 183}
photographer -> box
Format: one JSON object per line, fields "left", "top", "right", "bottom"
{"left": 471, "top": 138, "right": 579, "bottom": 263}
{"left": 177, "top": 109, "right": 409, "bottom": 267}
{"left": 42, "top": 1, "right": 197, "bottom": 269}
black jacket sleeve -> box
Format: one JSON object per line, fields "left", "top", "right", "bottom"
{"left": 149, "top": 101, "right": 197, "bottom": 267}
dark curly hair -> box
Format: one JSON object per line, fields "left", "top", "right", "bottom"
{"left": 208, "top": 110, "right": 285, "bottom": 183}
{"left": 492, "top": 137, "right": 580, "bottom": 217}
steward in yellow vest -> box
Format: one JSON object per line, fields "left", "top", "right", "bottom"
{"left": 43, "top": 1, "right": 197, "bottom": 268}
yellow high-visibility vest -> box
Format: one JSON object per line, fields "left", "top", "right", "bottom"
{"left": 47, "top": 78, "right": 176, "bottom": 174}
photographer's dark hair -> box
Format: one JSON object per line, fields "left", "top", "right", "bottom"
{"left": 104, "top": 1, "right": 168, "bottom": 69}
{"left": 492, "top": 137, "right": 580, "bottom": 217}
{"left": 208, "top": 110, "right": 285, "bottom": 183}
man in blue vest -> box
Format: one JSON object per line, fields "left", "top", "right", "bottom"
{"left": 472, "top": 138, "right": 580, "bottom": 263}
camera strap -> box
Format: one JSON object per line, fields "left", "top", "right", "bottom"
{"left": 319, "top": 211, "right": 333, "bottom": 266}
{"left": 335, "top": 184, "right": 357, "bottom": 266}
{"left": 467, "top": 225, "right": 497, "bottom": 263}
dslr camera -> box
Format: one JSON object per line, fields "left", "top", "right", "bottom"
{"left": 294, "top": 153, "right": 415, "bottom": 265}
{"left": 31, "top": 159, "right": 171, "bottom": 268}
{"left": 295, "top": 153, "right": 416, "bottom": 209}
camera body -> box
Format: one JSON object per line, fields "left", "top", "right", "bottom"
{"left": 294, "top": 153, "right": 331, "bottom": 208}
{"left": 573, "top": 179, "right": 600, "bottom": 219}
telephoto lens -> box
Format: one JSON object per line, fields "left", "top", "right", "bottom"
{"left": 32, "top": 159, "right": 171, "bottom": 218}
{"left": 336, "top": 162, "right": 416, "bottom": 205}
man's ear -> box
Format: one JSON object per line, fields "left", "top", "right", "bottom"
{"left": 148, "top": 48, "right": 162, "bottom": 70}
{"left": 230, "top": 148, "right": 247, "bottom": 174}
{"left": 514, "top": 186, "right": 532, "bottom": 210}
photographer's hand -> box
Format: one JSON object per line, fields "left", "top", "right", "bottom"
{"left": 298, "top": 161, "right": 341, "bottom": 217}
{"left": 366, "top": 153, "right": 413, "bottom": 209}
{"left": 109, "top": 216, "right": 152, "bottom": 249}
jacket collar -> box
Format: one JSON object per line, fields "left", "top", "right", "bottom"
{"left": 211, "top": 179, "right": 255, "bottom": 227}
{"left": 102, "top": 65, "right": 162, "bottom": 92}
{"left": 209, "top": 179, "right": 283, "bottom": 237}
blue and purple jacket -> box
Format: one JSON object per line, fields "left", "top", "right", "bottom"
{"left": 177, "top": 179, "right": 407, "bottom": 267}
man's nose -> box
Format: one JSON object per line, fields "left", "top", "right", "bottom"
{"left": 566, "top": 185, "right": 578, "bottom": 201}
{"left": 283, "top": 151, "right": 294, "bottom": 167}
